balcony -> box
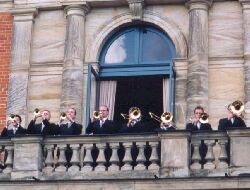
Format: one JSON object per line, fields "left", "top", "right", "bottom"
{"left": 1, "top": 129, "right": 250, "bottom": 189}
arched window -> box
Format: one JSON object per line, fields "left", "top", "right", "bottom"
{"left": 85, "top": 25, "right": 176, "bottom": 128}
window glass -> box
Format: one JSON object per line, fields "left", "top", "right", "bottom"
{"left": 104, "top": 30, "right": 136, "bottom": 64}
{"left": 141, "top": 29, "right": 173, "bottom": 63}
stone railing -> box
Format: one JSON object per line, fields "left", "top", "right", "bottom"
{"left": 1, "top": 129, "right": 250, "bottom": 180}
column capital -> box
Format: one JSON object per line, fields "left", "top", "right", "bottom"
{"left": 64, "top": 3, "right": 90, "bottom": 17}
{"left": 239, "top": 0, "right": 250, "bottom": 9}
{"left": 186, "top": 0, "right": 213, "bottom": 11}
{"left": 127, "top": 0, "right": 145, "bottom": 21}
{"left": 10, "top": 7, "right": 38, "bottom": 22}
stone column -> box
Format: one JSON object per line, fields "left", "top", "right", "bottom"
{"left": 240, "top": 0, "right": 250, "bottom": 127}
{"left": 60, "top": 4, "right": 89, "bottom": 122}
{"left": 186, "top": 0, "right": 212, "bottom": 118}
{"left": 7, "top": 8, "right": 37, "bottom": 125}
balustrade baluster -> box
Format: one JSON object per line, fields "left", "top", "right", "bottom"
{"left": 190, "top": 140, "right": 201, "bottom": 170}
{"left": 43, "top": 144, "right": 55, "bottom": 173}
{"left": 217, "top": 139, "right": 228, "bottom": 169}
{"left": 148, "top": 141, "right": 159, "bottom": 170}
{"left": 121, "top": 142, "right": 133, "bottom": 171}
{"left": 54, "top": 144, "right": 67, "bottom": 172}
{"left": 95, "top": 143, "right": 106, "bottom": 171}
{"left": 3, "top": 145, "right": 13, "bottom": 174}
{"left": 68, "top": 144, "right": 80, "bottom": 172}
{"left": 204, "top": 140, "right": 215, "bottom": 169}
{"left": 108, "top": 142, "right": 119, "bottom": 171}
{"left": 82, "top": 144, "right": 93, "bottom": 172}
{"left": 134, "top": 142, "right": 146, "bottom": 170}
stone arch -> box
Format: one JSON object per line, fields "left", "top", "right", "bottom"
{"left": 85, "top": 10, "right": 188, "bottom": 63}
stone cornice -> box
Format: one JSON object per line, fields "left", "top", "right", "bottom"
{"left": 186, "top": 0, "right": 213, "bottom": 11}
{"left": 239, "top": 0, "right": 250, "bottom": 9}
{"left": 64, "top": 3, "right": 90, "bottom": 17}
{"left": 10, "top": 7, "right": 38, "bottom": 21}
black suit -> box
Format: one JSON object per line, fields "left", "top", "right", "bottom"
{"left": 27, "top": 119, "right": 57, "bottom": 136}
{"left": 186, "top": 122, "right": 212, "bottom": 131}
{"left": 119, "top": 120, "right": 153, "bottom": 134}
{"left": 218, "top": 117, "right": 246, "bottom": 131}
{"left": 186, "top": 122, "right": 212, "bottom": 165}
{"left": 56, "top": 122, "right": 82, "bottom": 135}
{"left": 154, "top": 126, "right": 176, "bottom": 132}
{"left": 86, "top": 119, "right": 116, "bottom": 135}
{"left": 1, "top": 125, "right": 27, "bottom": 137}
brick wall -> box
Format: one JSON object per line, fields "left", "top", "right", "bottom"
{"left": 0, "top": 13, "right": 12, "bottom": 132}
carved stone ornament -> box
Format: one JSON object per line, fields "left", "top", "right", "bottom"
{"left": 127, "top": 0, "right": 144, "bottom": 21}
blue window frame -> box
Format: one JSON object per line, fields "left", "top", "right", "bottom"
{"left": 99, "top": 26, "right": 176, "bottom": 77}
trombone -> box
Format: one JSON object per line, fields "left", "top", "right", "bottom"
{"left": 149, "top": 112, "right": 176, "bottom": 128}
{"left": 121, "top": 107, "right": 141, "bottom": 121}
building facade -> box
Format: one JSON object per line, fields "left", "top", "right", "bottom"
{"left": 1, "top": 0, "right": 250, "bottom": 132}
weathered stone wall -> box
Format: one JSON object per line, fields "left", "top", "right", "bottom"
{"left": 1, "top": 0, "right": 248, "bottom": 131}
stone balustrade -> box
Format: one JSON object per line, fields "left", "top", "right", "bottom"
{"left": 0, "top": 129, "right": 250, "bottom": 180}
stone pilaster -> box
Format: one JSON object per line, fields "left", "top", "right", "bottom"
{"left": 60, "top": 4, "right": 89, "bottom": 122}
{"left": 239, "top": 0, "right": 250, "bottom": 127}
{"left": 186, "top": 0, "right": 212, "bottom": 119}
{"left": 7, "top": 8, "right": 37, "bottom": 125}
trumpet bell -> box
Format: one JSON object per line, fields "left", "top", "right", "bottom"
{"left": 93, "top": 111, "right": 100, "bottom": 119}
{"left": 129, "top": 107, "right": 141, "bottom": 120}
{"left": 200, "top": 112, "right": 209, "bottom": 124}
{"left": 60, "top": 112, "right": 67, "bottom": 120}
{"left": 9, "top": 114, "right": 15, "bottom": 121}
{"left": 161, "top": 112, "right": 173, "bottom": 123}
{"left": 230, "top": 100, "right": 244, "bottom": 116}
{"left": 34, "top": 108, "right": 40, "bottom": 116}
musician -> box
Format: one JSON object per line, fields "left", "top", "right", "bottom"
{"left": 27, "top": 109, "right": 57, "bottom": 136}
{"left": 218, "top": 104, "right": 246, "bottom": 131}
{"left": 1, "top": 115, "right": 27, "bottom": 137}
{"left": 119, "top": 107, "right": 150, "bottom": 133}
{"left": 56, "top": 107, "right": 82, "bottom": 135}
{"left": 186, "top": 106, "right": 212, "bottom": 165}
{"left": 186, "top": 106, "right": 212, "bottom": 131}
{"left": 86, "top": 105, "right": 116, "bottom": 135}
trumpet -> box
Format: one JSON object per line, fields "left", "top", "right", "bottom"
{"left": 229, "top": 100, "right": 244, "bottom": 117}
{"left": 93, "top": 111, "right": 101, "bottom": 120}
{"left": 60, "top": 112, "right": 67, "bottom": 120}
{"left": 199, "top": 112, "right": 209, "bottom": 124}
{"left": 34, "top": 108, "right": 40, "bottom": 116}
{"left": 9, "top": 114, "right": 15, "bottom": 121}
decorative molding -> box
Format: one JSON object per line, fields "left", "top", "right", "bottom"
{"left": 10, "top": 7, "right": 38, "bottom": 21}
{"left": 64, "top": 3, "right": 90, "bottom": 17}
{"left": 186, "top": 0, "right": 213, "bottom": 11}
{"left": 127, "top": 0, "right": 144, "bottom": 21}
{"left": 85, "top": 10, "right": 187, "bottom": 63}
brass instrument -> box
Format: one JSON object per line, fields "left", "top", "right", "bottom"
{"left": 149, "top": 112, "right": 173, "bottom": 124}
{"left": 9, "top": 114, "right": 15, "bottom": 121}
{"left": 93, "top": 111, "right": 101, "bottom": 120}
{"left": 229, "top": 100, "right": 244, "bottom": 117}
{"left": 121, "top": 107, "right": 141, "bottom": 120}
{"left": 60, "top": 112, "right": 67, "bottom": 120}
{"left": 199, "top": 112, "right": 209, "bottom": 124}
{"left": 34, "top": 108, "right": 40, "bottom": 116}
